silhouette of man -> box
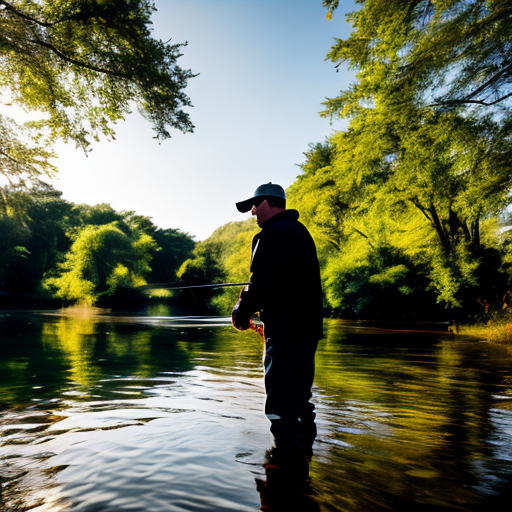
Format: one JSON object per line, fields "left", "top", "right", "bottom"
{"left": 232, "top": 183, "right": 323, "bottom": 474}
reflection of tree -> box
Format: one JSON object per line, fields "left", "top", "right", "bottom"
{"left": 0, "top": 315, "right": 70, "bottom": 406}
{"left": 41, "top": 315, "right": 194, "bottom": 385}
{"left": 2, "top": 314, "right": 512, "bottom": 510}
{"left": 0, "top": 359, "right": 29, "bottom": 403}
{"left": 1, "top": 314, "right": 251, "bottom": 405}
{"left": 42, "top": 316, "right": 102, "bottom": 385}
{"left": 105, "top": 330, "right": 154, "bottom": 378}
{"left": 310, "top": 320, "right": 505, "bottom": 510}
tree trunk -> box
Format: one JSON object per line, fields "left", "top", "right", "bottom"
{"left": 471, "top": 219, "right": 480, "bottom": 247}
{"left": 429, "top": 205, "right": 451, "bottom": 253}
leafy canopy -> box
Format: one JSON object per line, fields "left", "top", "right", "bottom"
{"left": 44, "top": 222, "right": 158, "bottom": 305}
{"left": 322, "top": 0, "right": 512, "bottom": 116}
{"left": 0, "top": 0, "right": 196, "bottom": 209}
{"left": 286, "top": 0, "right": 512, "bottom": 316}
{"left": 0, "top": 0, "right": 195, "bottom": 147}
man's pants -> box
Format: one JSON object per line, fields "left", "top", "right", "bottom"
{"left": 264, "top": 337, "right": 318, "bottom": 451}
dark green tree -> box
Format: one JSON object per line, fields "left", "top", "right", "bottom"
{"left": 0, "top": 182, "right": 73, "bottom": 294}
{"left": 177, "top": 241, "right": 226, "bottom": 286}
{"left": 17, "top": 183, "right": 74, "bottom": 289}
{"left": 0, "top": 216, "right": 30, "bottom": 291}
{"left": 150, "top": 228, "right": 195, "bottom": 284}
{"left": 71, "top": 203, "right": 124, "bottom": 228}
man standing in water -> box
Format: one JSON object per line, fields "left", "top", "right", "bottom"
{"left": 232, "top": 182, "right": 323, "bottom": 477}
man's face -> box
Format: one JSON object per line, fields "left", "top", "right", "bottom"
{"left": 251, "top": 199, "right": 272, "bottom": 226}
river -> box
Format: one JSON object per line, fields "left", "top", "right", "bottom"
{"left": 1, "top": 309, "right": 512, "bottom": 511}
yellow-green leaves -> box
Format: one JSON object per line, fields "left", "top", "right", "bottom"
{"left": 0, "top": 0, "right": 195, "bottom": 147}
{"left": 44, "top": 222, "right": 157, "bottom": 305}
{"left": 0, "top": 0, "right": 195, "bottom": 200}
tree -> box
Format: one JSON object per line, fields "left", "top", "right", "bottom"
{"left": 1, "top": 0, "right": 195, "bottom": 203}
{"left": 300, "top": 0, "right": 512, "bottom": 316}
{"left": 15, "top": 183, "right": 74, "bottom": 288}
{"left": 322, "top": 0, "right": 512, "bottom": 113}
{"left": 200, "top": 220, "right": 259, "bottom": 314}
{"left": 44, "top": 222, "right": 158, "bottom": 305}
{"left": 0, "top": 216, "right": 30, "bottom": 290}
{"left": 175, "top": 240, "right": 228, "bottom": 312}
{"left": 176, "top": 241, "right": 226, "bottom": 286}
{"left": 0, "top": 182, "right": 74, "bottom": 294}
{"left": 0, "top": 0, "right": 195, "bottom": 145}
{"left": 0, "top": 179, "right": 199, "bottom": 304}
{"left": 150, "top": 228, "right": 195, "bottom": 284}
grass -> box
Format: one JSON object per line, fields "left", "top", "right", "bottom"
{"left": 459, "top": 318, "right": 512, "bottom": 344}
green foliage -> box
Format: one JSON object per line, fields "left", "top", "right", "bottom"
{"left": 290, "top": 116, "right": 510, "bottom": 317}
{"left": 323, "top": 0, "right": 512, "bottom": 115}
{"left": 175, "top": 240, "right": 226, "bottom": 313}
{"left": 0, "top": 216, "right": 30, "bottom": 287}
{"left": 0, "top": 0, "right": 195, "bottom": 206}
{"left": 0, "top": 181, "right": 196, "bottom": 306}
{"left": 71, "top": 203, "right": 124, "bottom": 228}
{"left": 44, "top": 222, "right": 157, "bottom": 305}
{"left": 172, "top": 220, "right": 259, "bottom": 314}
{"left": 0, "top": 182, "right": 74, "bottom": 294}
{"left": 177, "top": 241, "right": 226, "bottom": 285}
{"left": 150, "top": 228, "right": 195, "bottom": 284}
{"left": 286, "top": 0, "right": 512, "bottom": 319}
{"left": 202, "top": 220, "right": 259, "bottom": 315}
{"left": 0, "top": 0, "right": 195, "bottom": 148}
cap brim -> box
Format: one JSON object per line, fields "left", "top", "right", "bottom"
{"left": 236, "top": 198, "right": 254, "bottom": 213}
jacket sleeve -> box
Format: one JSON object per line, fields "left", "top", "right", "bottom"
{"left": 232, "top": 229, "right": 289, "bottom": 328}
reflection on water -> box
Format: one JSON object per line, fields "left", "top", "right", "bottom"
{"left": 1, "top": 311, "right": 512, "bottom": 511}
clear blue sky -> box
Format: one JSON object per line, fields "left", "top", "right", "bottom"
{"left": 52, "top": 0, "right": 356, "bottom": 240}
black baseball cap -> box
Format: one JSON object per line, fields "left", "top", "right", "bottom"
{"left": 236, "top": 182, "right": 286, "bottom": 213}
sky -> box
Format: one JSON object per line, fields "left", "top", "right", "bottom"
{"left": 21, "top": 0, "right": 357, "bottom": 240}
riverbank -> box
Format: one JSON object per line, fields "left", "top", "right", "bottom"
{"left": 3, "top": 294, "right": 512, "bottom": 344}
{"left": 458, "top": 319, "right": 512, "bottom": 344}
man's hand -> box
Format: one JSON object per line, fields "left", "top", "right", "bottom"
{"left": 232, "top": 310, "right": 250, "bottom": 331}
{"left": 232, "top": 290, "right": 251, "bottom": 331}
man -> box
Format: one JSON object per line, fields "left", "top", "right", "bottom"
{"left": 232, "top": 182, "right": 323, "bottom": 472}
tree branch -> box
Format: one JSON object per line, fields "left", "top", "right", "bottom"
{"left": 409, "top": 197, "right": 432, "bottom": 224}
{"left": 0, "top": 0, "right": 83, "bottom": 28}
{"left": 351, "top": 227, "right": 375, "bottom": 248}
{"left": 1, "top": 1, "right": 131, "bottom": 79}
{"left": 0, "top": 148, "right": 22, "bottom": 168}
{"left": 426, "top": 92, "right": 512, "bottom": 108}
{"left": 28, "top": 38, "right": 130, "bottom": 80}
{"left": 462, "top": 63, "right": 512, "bottom": 101}
{"left": 1, "top": 0, "right": 54, "bottom": 27}
{"left": 428, "top": 205, "right": 451, "bottom": 253}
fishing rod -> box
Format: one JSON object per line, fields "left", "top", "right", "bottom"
{"left": 139, "top": 282, "right": 251, "bottom": 291}
{"left": 140, "top": 280, "right": 264, "bottom": 337}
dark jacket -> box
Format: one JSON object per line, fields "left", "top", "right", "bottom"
{"left": 235, "top": 209, "right": 323, "bottom": 341}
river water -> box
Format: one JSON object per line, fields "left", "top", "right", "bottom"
{"left": 1, "top": 309, "right": 512, "bottom": 511}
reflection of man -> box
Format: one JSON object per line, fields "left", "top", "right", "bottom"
{"left": 232, "top": 182, "right": 323, "bottom": 475}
